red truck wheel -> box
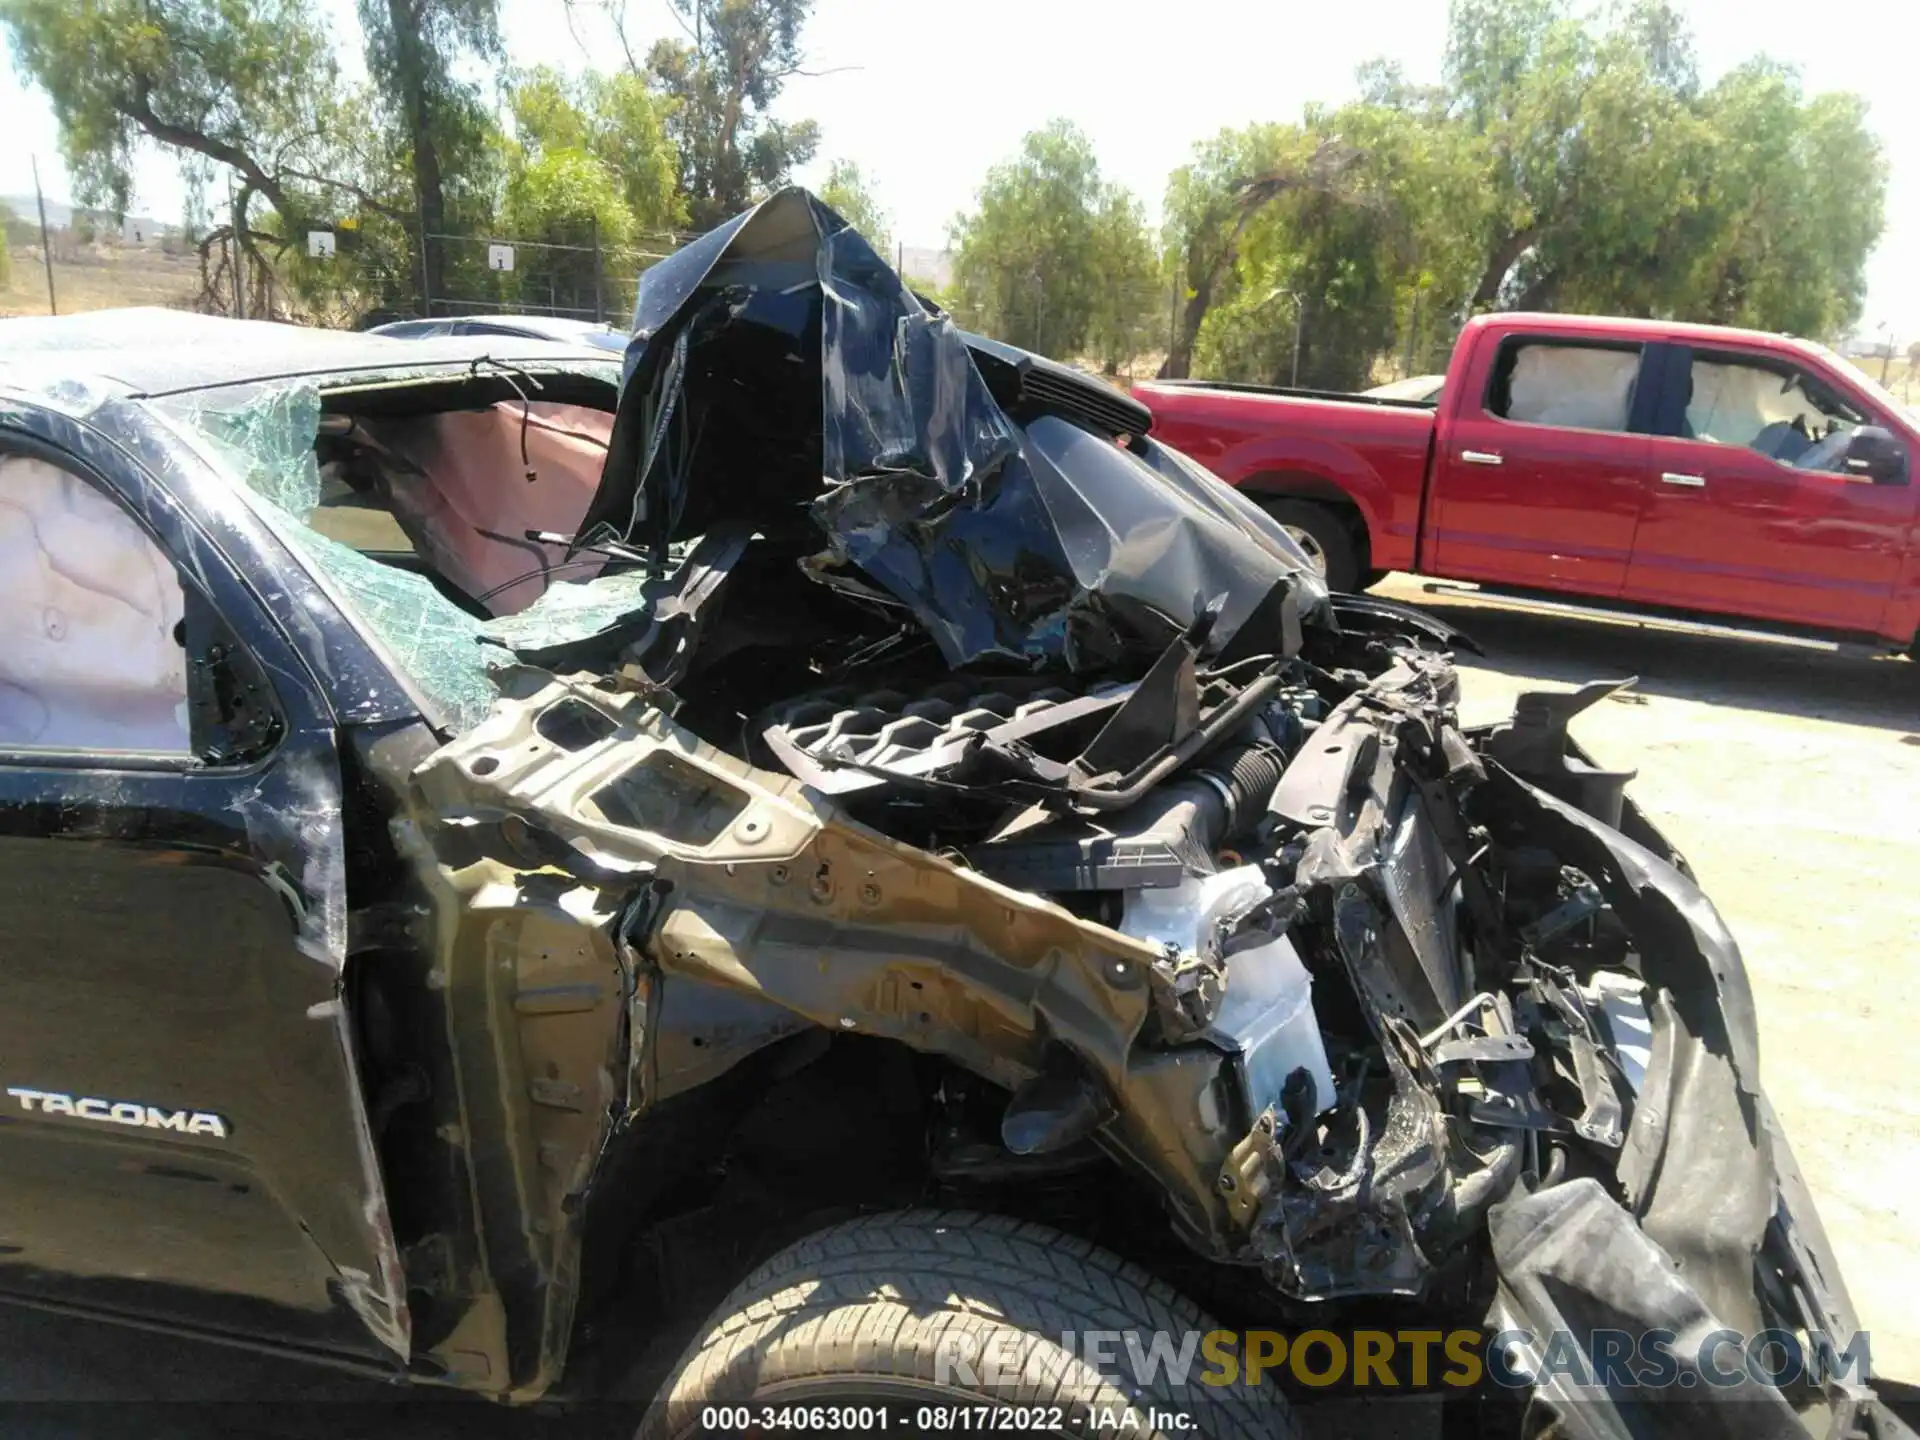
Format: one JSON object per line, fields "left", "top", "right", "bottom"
{"left": 1262, "top": 499, "right": 1361, "bottom": 592}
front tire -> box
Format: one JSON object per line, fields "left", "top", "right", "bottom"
{"left": 640, "top": 1210, "right": 1294, "bottom": 1440}
{"left": 1261, "top": 499, "right": 1361, "bottom": 593}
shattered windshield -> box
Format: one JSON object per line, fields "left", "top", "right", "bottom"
{"left": 148, "top": 369, "right": 658, "bottom": 733}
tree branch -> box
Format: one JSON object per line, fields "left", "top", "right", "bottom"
{"left": 1471, "top": 224, "right": 1537, "bottom": 308}
{"left": 277, "top": 166, "right": 411, "bottom": 224}
{"left": 663, "top": 0, "right": 699, "bottom": 46}
{"left": 122, "top": 73, "right": 292, "bottom": 218}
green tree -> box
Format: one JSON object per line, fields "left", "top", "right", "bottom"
{"left": 496, "top": 67, "right": 685, "bottom": 318}
{"left": 1686, "top": 65, "right": 1883, "bottom": 336}
{"left": 1085, "top": 188, "right": 1160, "bottom": 375}
{"left": 1190, "top": 101, "right": 1487, "bottom": 389}
{"left": 818, "top": 159, "right": 890, "bottom": 254}
{"left": 950, "top": 119, "right": 1154, "bottom": 361}
{"left": 1440, "top": 0, "right": 1881, "bottom": 334}
{"left": 644, "top": 0, "right": 822, "bottom": 229}
{"left": 357, "top": 0, "right": 503, "bottom": 301}
{"left": 1175, "top": 0, "right": 1886, "bottom": 389}
{"left": 1157, "top": 124, "right": 1374, "bottom": 378}
{"left": 0, "top": 0, "right": 382, "bottom": 311}
{"left": 510, "top": 67, "right": 684, "bottom": 235}
{"left": 2, "top": 0, "right": 334, "bottom": 217}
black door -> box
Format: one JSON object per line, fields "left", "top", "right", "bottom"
{"left": 0, "top": 423, "right": 409, "bottom": 1364}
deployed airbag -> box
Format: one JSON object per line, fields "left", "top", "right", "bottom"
{"left": 1506, "top": 344, "right": 1638, "bottom": 431}
{"left": 358, "top": 401, "right": 614, "bottom": 615}
{"left": 0, "top": 455, "right": 190, "bottom": 751}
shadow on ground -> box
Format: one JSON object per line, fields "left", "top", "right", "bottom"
{"left": 0, "top": 1303, "right": 641, "bottom": 1439}
{"left": 1404, "top": 594, "right": 1920, "bottom": 733}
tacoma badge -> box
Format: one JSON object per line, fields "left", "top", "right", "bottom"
{"left": 6, "top": 1087, "right": 230, "bottom": 1139}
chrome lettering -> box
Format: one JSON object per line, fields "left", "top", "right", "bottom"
{"left": 3, "top": 1086, "right": 228, "bottom": 1139}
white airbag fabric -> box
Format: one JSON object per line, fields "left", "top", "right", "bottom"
{"left": 0, "top": 455, "right": 190, "bottom": 751}
{"left": 1506, "top": 345, "right": 1638, "bottom": 432}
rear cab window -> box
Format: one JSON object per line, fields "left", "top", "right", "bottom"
{"left": 0, "top": 443, "right": 282, "bottom": 765}
{"left": 1484, "top": 337, "right": 1645, "bottom": 434}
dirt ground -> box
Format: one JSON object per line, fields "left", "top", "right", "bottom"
{"left": 1, "top": 582, "right": 1914, "bottom": 1431}
{"left": 1372, "top": 573, "right": 1920, "bottom": 1386}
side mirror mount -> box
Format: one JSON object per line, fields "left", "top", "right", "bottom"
{"left": 1843, "top": 426, "right": 1908, "bottom": 485}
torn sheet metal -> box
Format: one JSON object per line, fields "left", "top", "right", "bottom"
{"left": 581, "top": 186, "right": 1327, "bottom": 672}
{"left": 413, "top": 673, "right": 1323, "bottom": 1255}
{"left": 1483, "top": 765, "right": 1761, "bottom": 1092}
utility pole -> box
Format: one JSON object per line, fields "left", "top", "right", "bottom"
{"left": 30, "top": 156, "right": 57, "bottom": 315}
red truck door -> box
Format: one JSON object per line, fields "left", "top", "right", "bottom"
{"left": 1628, "top": 345, "right": 1914, "bottom": 634}
{"left": 1428, "top": 333, "right": 1658, "bottom": 596}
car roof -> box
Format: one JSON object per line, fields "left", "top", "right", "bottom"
{"left": 0, "top": 307, "right": 618, "bottom": 402}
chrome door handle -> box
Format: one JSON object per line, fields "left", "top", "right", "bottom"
{"left": 1461, "top": 450, "right": 1503, "bottom": 466}
{"left": 1660, "top": 472, "right": 1706, "bottom": 488}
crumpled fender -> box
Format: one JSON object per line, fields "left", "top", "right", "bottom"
{"left": 1481, "top": 765, "right": 1760, "bottom": 1093}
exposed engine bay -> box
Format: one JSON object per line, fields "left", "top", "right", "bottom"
{"left": 346, "top": 192, "right": 1872, "bottom": 1433}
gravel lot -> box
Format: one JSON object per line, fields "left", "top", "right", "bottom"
{"left": 3, "top": 579, "right": 1915, "bottom": 1430}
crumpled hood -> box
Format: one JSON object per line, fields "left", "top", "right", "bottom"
{"left": 576, "top": 186, "right": 1327, "bottom": 672}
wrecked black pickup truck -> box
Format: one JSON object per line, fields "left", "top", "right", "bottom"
{"left": 0, "top": 191, "right": 1904, "bottom": 1440}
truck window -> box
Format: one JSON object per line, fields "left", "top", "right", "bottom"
{"left": 1683, "top": 352, "right": 1865, "bottom": 472}
{"left": 0, "top": 451, "right": 192, "bottom": 754}
{"left": 1487, "top": 340, "right": 1641, "bottom": 433}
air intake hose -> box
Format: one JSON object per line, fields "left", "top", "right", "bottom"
{"left": 1191, "top": 743, "right": 1289, "bottom": 846}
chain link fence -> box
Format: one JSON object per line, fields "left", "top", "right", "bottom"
{"left": 403, "top": 229, "right": 686, "bottom": 325}
{"left": 0, "top": 203, "right": 700, "bottom": 329}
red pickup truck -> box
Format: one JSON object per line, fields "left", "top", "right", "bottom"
{"left": 1137, "top": 313, "right": 1920, "bottom": 653}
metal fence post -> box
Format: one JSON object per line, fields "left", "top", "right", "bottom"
{"left": 591, "top": 215, "right": 604, "bottom": 324}
{"left": 1291, "top": 295, "right": 1304, "bottom": 387}
{"left": 30, "top": 156, "right": 57, "bottom": 315}
{"left": 419, "top": 223, "right": 432, "bottom": 318}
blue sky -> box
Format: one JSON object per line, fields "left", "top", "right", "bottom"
{"left": 4, "top": 0, "right": 1913, "bottom": 338}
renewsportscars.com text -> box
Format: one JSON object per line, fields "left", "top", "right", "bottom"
{"left": 932, "top": 1326, "right": 1872, "bottom": 1392}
